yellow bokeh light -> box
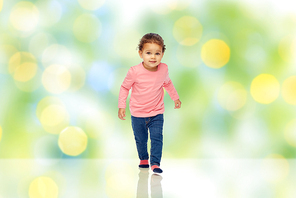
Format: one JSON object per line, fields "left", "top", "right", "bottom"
{"left": 36, "top": 97, "right": 69, "bottom": 134}
{"left": 77, "top": 0, "right": 105, "bottom": 10}
{"left": 9, "top": 52, "right": 36, "bottom": 74}
{"left": 42, "top": 64, "right": 71, "bottom": 94}
{"left": 278, "top": 35, "right": 296, "bottom": 63}
{"left": 36, "top": 96, "right": 64, "bottom": 119}
{"left": 173, "top": 16, "right": 203, "bottom": 46}
{"left": 218, "top": 81, "right": 247, "bottom": 111}
{"left": 58, "top": 126, "right": 88, "bottom": 156}
{"left": 73, "top": 14, "right": 101, "bottom": 43}
{"left": 9, "top": 1, "right": 39, "bottom": 32}
{"left": 8, "top": 52, "right": 39, "bottom": 87}
{"left": 13, "top": 68, "right": 42, "bottom": 92}
{"left": 250, "top": 74, "right": 280, "bottom": 104}
{"left": 261, "top": 154, "right": 289, "bottom": 183}
{"left": 0, "top": 0, "right": 2, "bottom": 12}
{"left": 284, "top": 119, "right": 296, "bottom": 147}
{"left": 29, "top": 177, "right": 58, "bottom": 198}
{"left": 40, "top": 105, "right": 68, "bottom": 127}
{"left": 282, "top": 76, "right": 296, "bottom": 105}
{"left": 201, "top": 39, "right": 230, "bottom": 68}
{"left": 42, "top": 44, "right": 72, "bottom": 68}
{"left": 13, "top": 62, "right": 37, "bottom": 82}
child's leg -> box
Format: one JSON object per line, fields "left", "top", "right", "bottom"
{"left": 131, "top": 116, "right": 149, "bottom": 167}
{"left": 147, "top": 114, "right": 164, "bottom": 173}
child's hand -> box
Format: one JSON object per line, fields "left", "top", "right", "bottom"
{"left": 174, "top": 99, "right": 181, "bottom": 109}
{"left": 118, "top": 108, "right": 126, "bottom": 120}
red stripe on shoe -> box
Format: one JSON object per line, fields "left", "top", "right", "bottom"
{"left": 151, "top": 165, "right": 159, "bottom": 170}
{"left": 140, "top": 160, "right": 149, "bottom": 165}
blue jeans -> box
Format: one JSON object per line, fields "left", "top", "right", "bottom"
{"left": 131, "top": 114, "right": 164, "bottom": 166}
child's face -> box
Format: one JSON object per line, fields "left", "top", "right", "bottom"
{"left": 139, "top": 43, "right": 164, "bottom": 71}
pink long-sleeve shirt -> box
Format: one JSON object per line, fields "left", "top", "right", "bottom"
{"left": 118, "top": 62, "right": 179, "bottom": 117}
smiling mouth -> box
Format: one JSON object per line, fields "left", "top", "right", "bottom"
{"left": 150, "top": 61, "right": 157, "bottom": 63}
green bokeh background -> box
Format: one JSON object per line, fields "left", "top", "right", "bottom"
{"left": 0, "top": 0, "right": 296, "bottom": 159}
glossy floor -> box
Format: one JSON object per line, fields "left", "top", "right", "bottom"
{"left": 0, "top": 159, "right": 295, "bottom": 197}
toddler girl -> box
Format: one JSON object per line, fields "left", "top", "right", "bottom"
{"left": 118, "top": 33, "right": 181, "bottom": 173}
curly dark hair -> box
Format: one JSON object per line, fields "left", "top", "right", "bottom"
{"left": 138, "top": 33, "right": 166, "bottom": 52}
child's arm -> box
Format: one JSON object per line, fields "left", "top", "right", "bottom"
{"left": 163, "top": 72, "right": 181, "bottom": 109}
{"left": 118, "top": 67, "right": 135, "bottom": 120}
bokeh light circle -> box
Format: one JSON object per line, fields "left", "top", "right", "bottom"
{"left": 250, "top": 74, "right": 280, "bottom": 104}
{"left": 40, "top": 105, "right": 68, "bottom": 128}
{"left": 41, "top": 64, "right": 71, "bottom": 94}
{"left": 284, "top": 119, "right": 296, "bottom": 147}
{"left": 36, "top": 97, "right": 69, "bottom": 134}
{"left": 58, "top": 126, "right": 88, "bottom": 156}
{"left": 77, "top": 0, "right": 105, "bottom": 10}
{"left": 201, "top": 39, "right": 230, "bottom": 68}
{"left": 13, "top": 62, "right": 37, "bottom": 82}
{"left": 29, "top": 176, "right": 58, "bottom": 198}
{"left": 73, "top": 14, "right": 101, "bottom": 43}
{"left": 9, "top": 1, "right": 39, "bottom": 32}
{"left": 218, "top": 81, "right": 247, "bottom": 111}
{"left": 9, "top": 52, "right": 36, "bottom": 74}
{"left": 14, "top": 69, "right": 42, "bottom": 92}
{"left": 8, "top": 51, "right": 40, "bottom": 90}
{"left": 282, "top": 76, "right": 296, "bottom": 105}
{"left": 36, "top": 96, "right": 64, "bottom": 119}
{"left": 173, "top": 16, "right": 203, "bottom": 46}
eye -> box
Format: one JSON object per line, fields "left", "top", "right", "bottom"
{"left": 146, "top": 52, "right": 151, "bottom": 54}
{"left": 156, "top": 53, "right": 161, "bottom": 55}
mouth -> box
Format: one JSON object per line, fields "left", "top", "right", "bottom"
{"left": 149, "top": 61, "right": 157, "bottom": 63}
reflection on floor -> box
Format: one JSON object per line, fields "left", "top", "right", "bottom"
{"left": 137, "top": 168, "right": 163, "bottom": 198}
{"left": 0, "top": 159, "right": 295, "bottom": 197}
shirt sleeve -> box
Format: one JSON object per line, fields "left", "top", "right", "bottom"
{"left": 163, "top": 70, "right": 179, "bottom": 101}
{"left": 118, "top": 67, "right": 135, "bottom": 108}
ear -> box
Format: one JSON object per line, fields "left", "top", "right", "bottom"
{"left": 138, "top": 50, "right": 143, "bottom": 59}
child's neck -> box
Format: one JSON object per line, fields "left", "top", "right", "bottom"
{"left": 143, "top": 62, "right": 158, "bottom": 71}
